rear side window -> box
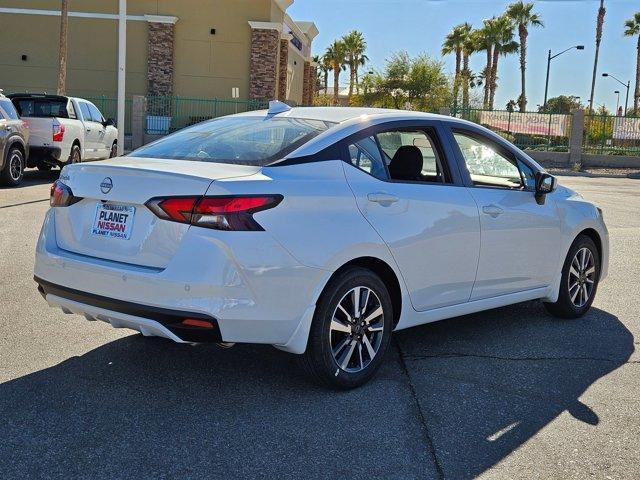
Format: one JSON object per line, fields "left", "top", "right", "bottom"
{"left": 129, "top": 116, "right": 334, "bottom": 166}
{"left": 0, "top": 99, "right": 19, "bottom": 120}
{"left": 79, "top": 102, "right": 92, "bottom": 122}
{"left": 13, "top": 98, "right": 69, "bottom": 118}
{"left": 87, "top": 103, "right": 104, "bottom": 122}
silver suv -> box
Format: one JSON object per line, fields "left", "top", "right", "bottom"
{"left": 0, "top": 91, "right": 29, "bottom": 186}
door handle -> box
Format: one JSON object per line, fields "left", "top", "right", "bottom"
{"left": 367, "top": 193, "right": 399, "bottom": 205}
{"left": 482, "top": 204, "right": 504, "bottom": 217}
{"left": 86, "top": 128, "right": 92, "bottom": 132}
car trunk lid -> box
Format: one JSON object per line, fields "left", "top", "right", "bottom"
{"left": 54, "top": 158, "right": 260, "bottom": 268}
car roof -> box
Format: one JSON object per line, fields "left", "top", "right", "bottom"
{"left": 233, "top": 106, "right": 444, "bottom": 124}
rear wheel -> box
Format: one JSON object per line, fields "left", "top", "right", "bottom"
{"left": 68, "top": 145, "right": 81, "bottom": 164}
{"left": 544, "top": 235, "right": 600, "bottom": 319}
{"left": 0, "top": 146, "right": 24, "bottom": 186}
{"left": 110, "top": 142, "right": 118, "bottom": 158}
{"left": 301, "top": 267, "right": 393, "bottom": 389}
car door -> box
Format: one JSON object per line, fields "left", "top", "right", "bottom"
{"left": 447, "top": 127, "right": 563, "bottom": 300}
{"left": 343, "top": 122, "right": 481, "bottom": 312}
{"left": 78, "top": 101, "right": 99, "bottom": 159}
{"left": 87, "top": 102, "right": 109, "bottom": 158}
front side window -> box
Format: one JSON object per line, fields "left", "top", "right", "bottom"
{"left": 129, "top": 116, "right": 334, "bottom": 166}
{"left": 347, "top": 136, "right": 388, "bottom": 180}
{"left": 453, "top": 131, "right": 522, "bottom": 189}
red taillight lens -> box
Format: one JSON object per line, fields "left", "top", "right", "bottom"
{"left": 50, "top": 180, "right": 82, "bottom": 207}
{"left": 52, "top": 122, "right": 65, "bottom": 142}
{"left": 145, "top": 195, "right": 282, "bottom": 231}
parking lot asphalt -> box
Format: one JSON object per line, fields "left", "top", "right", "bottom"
{"left": 1, "top": 170, "right": 638, "bottom": 479}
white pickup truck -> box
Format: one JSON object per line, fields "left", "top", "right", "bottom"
{"left": 8, "top": 94, "right": 118, "bottom": 170}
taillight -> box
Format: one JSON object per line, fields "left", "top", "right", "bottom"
{"left": 146, "top": 195, "right": 282, "bottom": 231}
{"left": 50, "top": 180, "right": 82, "bottom": 207}
{"left": 52, "top": 122, "right": 65, "bottom": 142}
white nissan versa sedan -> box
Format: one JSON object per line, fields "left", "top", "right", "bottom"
{"left": 35, "top": 102, "right": 608, "bottom": 389}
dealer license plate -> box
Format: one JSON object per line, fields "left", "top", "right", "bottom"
{"left": 91, "top": 203, "right": 135, "bottom": 240}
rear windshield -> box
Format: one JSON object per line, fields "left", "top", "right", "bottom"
{"left": 12, "top": 98, "right": 69, "bottom": 118}
{"left": 129, "top": 116, "right": 334, "bottom": 166}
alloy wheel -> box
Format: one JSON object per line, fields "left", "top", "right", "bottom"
{"left": 9, "top": 151, "right": 22, "bottom": 181}
{"left": 568, "top": 247, "right": 596, "bottom": 308}
{"left": 329, "top": 286, "right": 384, "bottom": 373}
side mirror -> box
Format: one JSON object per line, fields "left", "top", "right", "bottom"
{"left": 103, "top": 118, "right": 116, "bottom": 127}
{"left": 535, "top": 172, "right": 557, "bottom": 204}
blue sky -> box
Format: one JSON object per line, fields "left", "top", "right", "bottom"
{"left": 289, "top": 0, "right": 639, "bottom": 112}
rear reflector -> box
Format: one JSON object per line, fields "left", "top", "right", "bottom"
{"left": 181, "top": 318, "right": 214, "bottom": 329}
{"left": 146, "top": 195, "right": 282, "bottom": 231}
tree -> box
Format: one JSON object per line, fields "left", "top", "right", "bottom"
{"left": 442, "top": 24, "right": 469, "bottom": 109}
{"left": 57, "top": 0, "right": 69, "bottom": 95}
{"left": 538, "top": 95, "right": 582, "bottom": 114}
{"left": 324, "top": 40, "right": 347, "bottom": 104}
{"left": 342, "top": 31, "right": 368, "bottom": 100}
{"left": 505, "top": 1, "right": 543, "bottom": 112}
{"left": 488, "top": 16, "right": 519, "bottom": 109}
{"left": 317, "top": 54, "right": 331, "bottom": 94}
{"left": 362, "top": 52, "right": 452, "bottom": 111}
{"left": 461, "top": 26, "right": 478, "bottom": 110}
{"left": 624, "top": 12, "right": 640, "bottom": 113}
{"left": 476, "top": 20, "right": 497, "bottom": 108}
{"left": 589, "top": 0, "right": 606, "bottom": 113}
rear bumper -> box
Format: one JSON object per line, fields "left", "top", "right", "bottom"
{"left": 36, "top": 276, "right": 222, "bottom": 343}
{"left": 28, "top": 146, "right": 62, "bottom": 165}
{"left": 34, "top": 209, "right": 328, "bottom": 351}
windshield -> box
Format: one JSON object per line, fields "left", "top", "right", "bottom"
{"left": 129, "top": 116, "right": 334, "bottom": 166}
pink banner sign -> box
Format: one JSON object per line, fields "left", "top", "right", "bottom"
{"left": 479, "top": 111, "right": 570, "bottom": 137}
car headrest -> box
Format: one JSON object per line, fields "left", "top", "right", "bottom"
{"left": 389, "top": 145, "right": 423, "bottom": 181}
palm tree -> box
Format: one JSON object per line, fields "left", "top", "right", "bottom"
{"left": 505, "top": 1, "right": 543, "bottom": 112}
{"left": 488, "top": 16, "right": 519, "bottom": 109}
{"left": 476, "top": 20, "right": 497, "bottom": 108}
{"left": 461, "top": 25, "right": 477, "bottom": 110}
{"left": 57, "top": 0, "right": 69, "bottom": 95}
{"left": 325, "top": 40, "right": 347, "bottom": 104}
{"left": 318, "top": 54, "right": 331, "bottom": 94}
{"left": 589, "top": 0, "right": 606, "bottom": 113}
{"left": 442, "top": 24, "right": 468, "bottom": 108}
{"left": 342, "top": 31, "right": 368, "bottom": 100}
{"left": 624, "top": 12, "right": 640, "bottom": 113}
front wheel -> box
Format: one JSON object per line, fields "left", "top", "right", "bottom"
{"left": 543, "top": 235, "right": 600, "bottom": 319}
{"left": 301, "top": 267, "right": 393, "bottom": 389}
{"left": 0, "top": 146, "right": 24, "bottom": 186}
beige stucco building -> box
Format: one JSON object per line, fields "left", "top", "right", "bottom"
{"left": 0, "top": 0, "right": 318, "bottom": 104}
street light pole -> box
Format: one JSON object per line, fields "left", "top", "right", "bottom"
{"left": 117, "top": 0, "right": 127, "bottom": 156}
{"left": 602, "top": 73, "right": 630, "bottom": 115}
{"left": 614, "top": 90, "right": 620, "bottom": 114}
{"left": 542, "top": 45, "right": 584, "bottom": 111}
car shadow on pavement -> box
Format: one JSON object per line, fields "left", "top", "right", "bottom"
{"left": 394, "top": 301, "right": 634, "bottom": 479}
{"left": 0, "top": 302, "right": 632, "bottom": 479}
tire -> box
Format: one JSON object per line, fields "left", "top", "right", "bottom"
{"left": 109, "top": 142, "right": 118, "bottom": 158}
{"left": 543, "top": 234, "right": 600, "bottom": 319}
{"left": 68, "top": 144, "right": 81, "bottom": 164}
{"left": 301, "top": 267, "right": 394, "bottom": 389}
{"left": 0, "top": 145, "right": 25, "bottom": 187}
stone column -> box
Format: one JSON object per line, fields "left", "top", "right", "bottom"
{"left": 248, "top": 22, "right": 281, "bottom": 100}
{"left": 278, "top": 37, "right": 291, "bottom": 101}
{"left": 309, "top": 63, "right": 318, "bottom": 104}
{"left": 145, "top": 15, "right": 178, "bottom": 97}
{"left": 569, "top": 109, "right": 585, "bottom": 167}
{"left": 302, "top": 61, "right": 311, "bottom": 106}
